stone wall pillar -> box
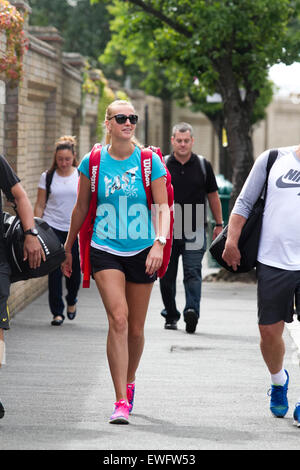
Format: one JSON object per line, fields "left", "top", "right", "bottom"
{"left": 0, "top": 80, "right": 5, "bottom": 155}
{"left": 63, "top": 53, "right": 87, "bottom": 155}
{"left": 4, "top": 1, "right": 31, "bottom": 176}
{"left": 29, "top": 26, "right": 64, "bottom": 162}
{"left": 0, "top": 23, "right": 7, "bottom": 155}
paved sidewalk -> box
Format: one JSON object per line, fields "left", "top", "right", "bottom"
{"left": 1, "top": 259, "right": 300, "bottom": 450}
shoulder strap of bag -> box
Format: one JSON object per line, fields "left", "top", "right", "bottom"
{"left": 81, "top": 144, "right": 101, "bottom": 288}
{"left": 141, "top": 148, "right": 153, "bottom": 210}
{"left": 46, "top": 168, "right": 80, "bottom": 202}
{"left": 165, "top": 153, "right": 207, "bottom": 181}
{"left": 197, "top": 154, "right": 208, "bottom": 223}
{"left": 263, "top": 149, "right": 278, "bottom": 198}
{"left": 46, "top": 169, "right": 55, "bottom": 202}
{"left": 266, "top": 149, "right": 278, "bottom": 175}
{"left": 88, "top": 143, "right": 102, "bottom": 221}
{"left": 197, "top": 155, "right": 207, "bottom": 182}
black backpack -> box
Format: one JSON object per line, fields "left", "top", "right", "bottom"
{"left": 3, "top": 211, "right": 65, "bottom": 283}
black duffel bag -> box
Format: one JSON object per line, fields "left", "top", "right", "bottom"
{"left": 209, "top": 198, "right": 265, "bottom": 273}
{"left": 209, "top": 149, "right": 278, "bottom": 273}
{"left": 3, "top": 212, "right": 65, "bottom": 283}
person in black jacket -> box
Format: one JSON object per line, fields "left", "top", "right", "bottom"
{"left": 0, "top": 155, "right": 44, "bottom": 419}
{"left": 160, "top": 122, "right": 223, "bottom": 333}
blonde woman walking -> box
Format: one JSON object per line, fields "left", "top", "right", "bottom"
{"left": 62, "top": 100, "right": 170, "bottom": 424}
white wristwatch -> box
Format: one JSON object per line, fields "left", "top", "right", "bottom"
{"left": 154, "top": 236, "right": 167, "bottom": 246}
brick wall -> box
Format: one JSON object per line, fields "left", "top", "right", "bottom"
{"left": 0, "top": 80, "right": 5, "bottom": 155}
{"left": 3, "top": 3, "right": 99, "bottom": 317}
{"left": 0, "top": 29, "right": 6, "bottom": 155}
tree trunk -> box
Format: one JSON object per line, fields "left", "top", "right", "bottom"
{"left": 209, "top": 113, "right": 233, "bottom": 181}
{"left": 226, "top": 108, "right": 253, "bottom": 210}
{"left": 216, "top": 58, "right": 254, "bottom": 211}
{"left": 162, "top": 99, "right": 172, "bottom": 155}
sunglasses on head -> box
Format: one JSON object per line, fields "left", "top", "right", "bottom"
{"left": 109, "top": 114, "right": 139, "bottom": 125}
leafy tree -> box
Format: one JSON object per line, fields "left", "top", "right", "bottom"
{"left": 94, "top": 0, "right": 300, "bottom": 203}
{"left": 28, "top": 0, "right": 147, "bottom": 84}
{"left": 28, "top": 0, "right": 111, "bottom": 68}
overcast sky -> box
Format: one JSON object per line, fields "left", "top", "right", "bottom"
{"left": 269, "top": 62, "right": 300, "bottom": 98}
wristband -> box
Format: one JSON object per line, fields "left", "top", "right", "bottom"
{"left": 215, "top": 223, "right": 224, "bottom": 227}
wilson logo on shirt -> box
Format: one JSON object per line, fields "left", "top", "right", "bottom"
{"left": 276, "top": 169, "right": 300, "bottom": 194}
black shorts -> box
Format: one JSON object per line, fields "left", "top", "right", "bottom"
{"left": 90, "top": 246, "right": 157, "bottom": 284}
{"left": 257, "top": 262, "right": 300, "bottom": 325}
{"left": 0, "top": 262, "right": 11, "bottom": 330}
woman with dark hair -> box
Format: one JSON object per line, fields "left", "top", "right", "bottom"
{"left": 62, "top": 100, "right": 170, "bottom": 424}
{"left": 34, "top": 136, "right": 81, "bottom": 326}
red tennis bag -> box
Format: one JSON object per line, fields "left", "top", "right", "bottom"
{"left": 141, "top": 146, "right": 174, "bottom": 278}
{"left": 79, "top": 144, "right": 174, "bottom": 287}
{"left": 79, "top": 144, "right": 101, "bottom": 288}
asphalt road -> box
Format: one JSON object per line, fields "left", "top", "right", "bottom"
{"left": 1, "top": 263, "right": 300, "bottom": 451}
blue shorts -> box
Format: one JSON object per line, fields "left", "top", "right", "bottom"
{"left": 257, "top": 262, "right": 300, "bottom": 325}
{"left": 90, "top": 246, "right": 157, "bottom": 284}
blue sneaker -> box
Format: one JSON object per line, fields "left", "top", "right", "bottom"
{"left": 293, "top": 403, "right": 300, "bottom": 427}
{"left": 268, "top": 370, "right": 289, "bottom": 418}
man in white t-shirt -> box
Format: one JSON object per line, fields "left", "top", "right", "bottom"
{"left": 223, "top": 145, "right": 300, "bottom": 427}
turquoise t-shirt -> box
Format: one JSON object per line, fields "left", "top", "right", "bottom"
{"left": 78, "top": 145, "right": 166, "bottom": 254}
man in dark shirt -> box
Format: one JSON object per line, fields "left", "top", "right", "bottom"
{"left": 160, "top": 122, "right": 223, "bottom": 333}
{"left": 0, "top": 155, "right": 44, "bottom": 419}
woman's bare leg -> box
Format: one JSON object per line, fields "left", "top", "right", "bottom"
{"left": 94, "top": 269, "right": 128, "bottom": 402}
{"left": 126, "top": 281, "right": 153, "bottom": 383}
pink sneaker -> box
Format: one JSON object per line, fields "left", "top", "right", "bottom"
{"left": 109, "top": 400, "right": 129, "bottom": 424}
{"left": 127, "top": 383, "right": 135, "bottom": 414}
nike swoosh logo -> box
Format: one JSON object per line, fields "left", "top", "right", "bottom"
{"left": 276, "top": 175, "right": 300, "bottom": 188}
